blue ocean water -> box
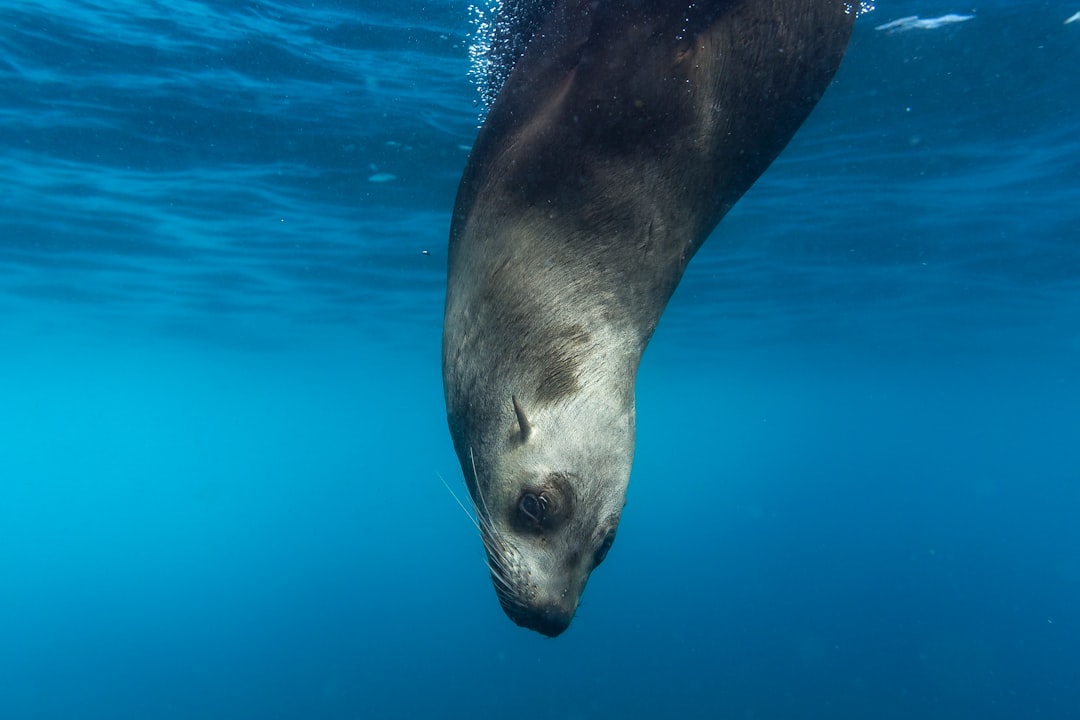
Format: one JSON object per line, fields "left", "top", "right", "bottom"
{"left": 1, "top": 0, "right": 1078, "bottom": 717}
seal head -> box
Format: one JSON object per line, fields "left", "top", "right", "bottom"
{"left": 443, "top": 0, "right": 855, "bottom": 636}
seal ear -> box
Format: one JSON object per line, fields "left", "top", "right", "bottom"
{"left": 512, "top": 395, "right": 532, "bottom": 443}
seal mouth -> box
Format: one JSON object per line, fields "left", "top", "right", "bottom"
{"left": 499, "top": 597, "right": 574, "bottom": 638}
{"left": 484, "top": 539, "right": 579, "bottom": 637}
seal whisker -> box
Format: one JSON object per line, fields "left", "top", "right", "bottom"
{"left": 440, "top": 466, "right": 521, "bottom": 608}
{"left": 443, "top": 445, "right": 522, "bottom": 610}
{"left": 469, "top": 447, "right": 509, "bottom": 549}
{"left": 466, "top": 445, "right": 528, "bottom": 611}
{"left": 437, "top": 471, "right": 480, "bottom": 532}
{"left": 468, "top": 447, "right": 493, "bottom": 520}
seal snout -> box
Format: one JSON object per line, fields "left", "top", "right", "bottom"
{"left": 505, "top": 601, "right": 574, "bottom": 638}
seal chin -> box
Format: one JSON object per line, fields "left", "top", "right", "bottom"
{"left": 501, "top": 598, "right": 575, "bottom": 638}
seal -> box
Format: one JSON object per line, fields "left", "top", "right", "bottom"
{"left": 443, "top": 0, "right": 855, "bottom": 636}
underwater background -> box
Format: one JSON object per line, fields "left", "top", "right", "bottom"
{"left": 2, "top": 0, "right": 1078, "bottom": 718}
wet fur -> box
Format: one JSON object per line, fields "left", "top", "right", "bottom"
{"left": 444, "top": 0, "right": 855, "bottom": 636}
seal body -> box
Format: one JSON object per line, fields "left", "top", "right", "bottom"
{"left": 443, "top": 0, "right": 855, "bottom": 636}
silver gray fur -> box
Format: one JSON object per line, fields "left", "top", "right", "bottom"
{"left": 444, "top": 0, "right": 855, "bottom": 636}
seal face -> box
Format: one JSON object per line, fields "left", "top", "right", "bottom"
{"left": 443, "top": 0, "right": 855, "bottom": 636}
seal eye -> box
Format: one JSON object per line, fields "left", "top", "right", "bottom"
{"left": 593, "top": 530, "right": 616, "bottom": 568}
{"left": 519, "top": 492, "right": 547, "bottom": 525}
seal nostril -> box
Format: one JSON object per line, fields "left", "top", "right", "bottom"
{"left": 537, "top": 614, "right": 571, "bottom": 637}
{"left": 525, "top": 605, "right": 573, "bottom": 637}
{"left": 499, "top": 594, "right": 575, "bottom": 637}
